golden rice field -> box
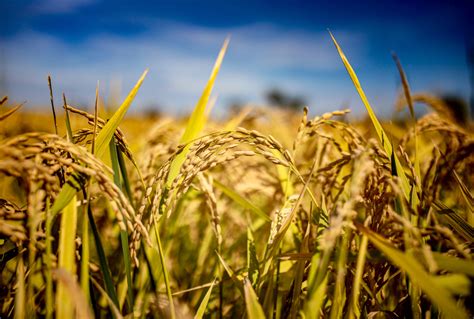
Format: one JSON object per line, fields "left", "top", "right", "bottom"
{"left": 0, "top": 36, "right": 473, "bottom": 318}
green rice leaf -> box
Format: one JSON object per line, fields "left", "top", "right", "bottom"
{"left": 56, "top": 196, "right": 78, "bottom": 319}
{"left": 356, "top": 223, "right": 469, "bottom": 319}
{"left": 194, "top": 278, "right": 216, "bottom": 319}
{"left": 302, "top": 271, "right": 328, "bottom": 319}
{"left": 452, "top": 171, "right": 474, "bottom": 226}
{"left": 243, "top": 277, "right": 266, "bottom": 319}
{"left": 109, "top": 138, "right": 134, "bottom": 309}
{"left": 80, "top": 205, "right": 90, "bottom": 304}
{"left": 433, "top": 200, "right": 474, "bottom": 242}
{"left": 95, "top": 70, "right": 148, "bottom": 159}
{"left": 167, "top": 39, "right": 229, "bottom": 186}
{"left": 152, "top": 221, "right": 176, "bottom": 319}
{"left": 51, "top": 70, "right": 148, "bottom": 214}
{"left": 349, "top": 235, "right": 368, "bottom": 319}
{"left": 427, "top": 252, "right": 474, "bottom": 276}
{"left": 88, "top": 202, "right": 120, "bottom": 309}
{"left": 432, "top": 274, "right": 471, "bottom": 296}
{"left": 63, "top": 94, "right": 74, "bottom": 142}
{"left": 216, "top": 252, "right": 244, "bottom": 292}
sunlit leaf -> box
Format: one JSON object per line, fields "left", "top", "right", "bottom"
{"left": 330, "top": 32, "right": 412, "bottom": 200}
{"left": 356, "top": 223, "right": 469, "bottom": 318}
{"left": 56, "top": 196, "right": 78, "bottom": 319}
{"left": 51, "top": 70, "right": 148, "bottom": 214}
{"left": 243, "top": 277, "right": 266, "bottom": 319}
{"left": 194, "top": 278, "right": 217, "bottom": 319}
{"left": 167, "top": 39, "right": 229, "bottom": 186}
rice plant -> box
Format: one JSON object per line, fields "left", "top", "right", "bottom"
{"left": 0, "top": 35, "right": 473, "bottom": 319}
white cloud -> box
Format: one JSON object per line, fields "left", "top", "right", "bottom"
{"left": 29, "top": 0, "right": 97, "bottom": 14}
{"left": 1, "top": 21, "right": 391, "bottom": 115}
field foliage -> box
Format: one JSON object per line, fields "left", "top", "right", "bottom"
{"left": 0, "top": 37, "right": 473, "bottom": 318}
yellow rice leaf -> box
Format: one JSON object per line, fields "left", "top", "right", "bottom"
{"left": 95, "top": 69, "right": 148, "bottom": 159}
{"left": 51, "top": 70, "right": 148, "bottom": 214}
{"left": 167, "top": 38, "right": 229, "bottom": 186}
{"left": 194, "top": 278, "right": 216, "bottom": 319}
{"left": 357, "top": 224, "right": 469, "bottom": 319}
{"left": 56, "top": 196, "right": 78, "bottom": 319}
{"left": 243, "top": 277, "right": 266, "bottom": 319}
{"left": 330, "top": 32, "right": 412, "bottom": 200}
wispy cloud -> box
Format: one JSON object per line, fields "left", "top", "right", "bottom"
{"left": 2, "top": 22, "right": 362, "bottom": 112}
{"left": 1, "top": 20, "right": 469, "bottom": 117}
{"left": 29, "top": 0, "right": 97, "bottom": 14}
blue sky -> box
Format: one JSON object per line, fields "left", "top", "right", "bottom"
{"left": 1, "top": 0, "right": 473, "bottom": 116}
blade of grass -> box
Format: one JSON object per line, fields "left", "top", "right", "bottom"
{"left": 91, "top": 277, "right": 124, "bottom": 319}
{"left": 348, "top": 234, "right": 368, "bottom": 319}
{"left": 117, "top": 147, "right": 134, "bottom": 204}
{"left": 288, "top": 224, "right": 310, "bottom": 319}
{"left": 433, "top": 200, "right": 474, "bottom": 242}
{"left": 109, "top": 139, "right": 122, "bottom": 188}
{"left": 303, "top": 272, "right": 328, "bottom": 319}
{"left": 302, "top": 271, "right": 328, "bottom": 319}
{"left": 95, "top": 70, "right": 148, "bottom": 159}
{"left": 244, "top": 277, "right": 266, "bottom": 319}
{"left": 80, "top": 203, "right": 90, "bottom": 301}
{"left": 194, "top": 278, "right": 217, "bottom": 319}
{"left": 356, "top": 223, "right": 469, "bottom": 318}
{"left": 87, "top": 202, "right": 120, "bottom": 310}
{"left": 63, "top": 94, "right": 74, "bottom": 142}
{"left": 56, "top": 196, "right": 78, "bottom": 319}
{"left": 55, "top": 94, "right": 79, "bottom": 318}
{"left": 392, "top": 53, "right": 421, "bottom": 208}
{"left": 116, "top": 146, "right": 136, "bottom": 308}
{"left": 51, "top": 70, "right": 148, "bottom": 214}
{"left": 173, "top": 281, "right": 217, "bottom": 296}
{"left": 109, "top": 138, "right": 134, "bottom": 310}
{"left": 44, "top": 198, "right": 54, "bottom": 319}
{"left": 329, "top": 230, "right": 350, "bottom": 319}
{"left": 432, "top": 274, "right": 471, "bottom": 296}
{"left": 452, "top": 171, "right": 474, "bottom": 226}
{"left": 119, "top": 238, "right": 133, "bottom": 308}
{"left": 429, "top": 252, "right": 474, "bottom": 276}
{"left": 142, "top": 246, "right": 158, "bottom": 293}
{"left": 329, "top": 32, "right": 412, "bottom": 201}
{"left": 91, "top": 81, "right": 99, "bottom": 154}
{"left": 152, "top": 221, "right": 176, "bottom": 319}
{"left": 47, "top": 75, "right": 58, "bottom": 134}
{"left": 216, "top": 252, "right": 244, "bottom": 291}
{"left": 167, "top": 38, "right": 229, "bottom": 187}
